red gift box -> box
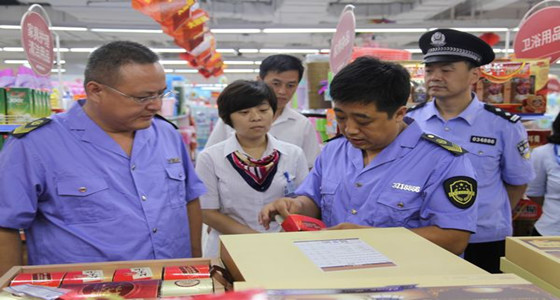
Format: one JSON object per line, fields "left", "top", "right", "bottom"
{"left": 164, "top": 265, "right": 211, "bottom": 280}
{"left": 60, "top": 279, "right": 160, "bottom": 299}
{"left": 10, "top": 272, "right": 65, "bottom": 287}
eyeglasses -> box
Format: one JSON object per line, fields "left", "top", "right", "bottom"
{"left": 100, "top": 83, "right": 174, "bottom": 104}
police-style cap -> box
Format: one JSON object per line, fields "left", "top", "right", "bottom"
{"left": 419, "top": 29, "right": 495, "bottom": 66}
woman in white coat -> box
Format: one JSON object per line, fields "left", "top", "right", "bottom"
{"left": 196, "top": 80, "right": 309, "bottom": 257}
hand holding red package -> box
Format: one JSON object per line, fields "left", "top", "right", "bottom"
{"left": 276, "top": 214, "right": 326, "bottom": 232}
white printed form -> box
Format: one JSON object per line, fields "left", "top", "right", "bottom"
{"left": 294, "top": 238, "right": 395, "bottom": 271}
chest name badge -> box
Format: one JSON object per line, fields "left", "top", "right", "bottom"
{"left": 470, "top": 135, "right": 496, "bottom": 146}
{"left": 167, "top": 157, "right": 181, "bottom": 164}
{"left": 392, "top": 182, "right": 421, "bottom": 193}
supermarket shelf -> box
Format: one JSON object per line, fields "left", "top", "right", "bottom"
{"left": 0, "top": 124, "right": 19, "bottom": 133}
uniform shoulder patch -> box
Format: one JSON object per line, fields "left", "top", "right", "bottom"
{"left": 406, "top": 101, "right": 427, "bottom": 113}
{"left": 443, "top": 176, "right": 477, "bottom": 209}
{"left": 154, "top": 114, "right": 178, "bottom": 129}
{"left": 421, "top": 133, "right": 467, "bottom": 156}
{"left": 483, "top": 104, "right": 521, "bottom": 123}
{"left": 12, "top": 117, "right": 52, "bottom": 138}
{"left": 324, "top": 134, "right": 343, "bottom": 143}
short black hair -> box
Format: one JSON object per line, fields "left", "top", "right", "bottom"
{"left": 217, "top": 80, "right": 277, "bottom": 127}
{"left": 329, "top": 56, "right": 410, "bottom": 117}
{"left": 548, "top": 112, "right": 560, "bottom": 144}
{"left": 84, "top": 41, "right": 159, "bottom": 87}
{"left": 259, "top": 54, "right": 304, "bottom": 82}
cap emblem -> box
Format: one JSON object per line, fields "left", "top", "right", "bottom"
{"left": 430, "top": 31, "right": 446, "bottom": 47}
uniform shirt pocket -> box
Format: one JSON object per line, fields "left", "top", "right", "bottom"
{"left": 465, "top": 146, "right": 500, "bottom": 180}
{"left": 56, "top": 177, "right": 115, "bottom": 224}
{"left": 165, "top": 165, "right": 187, "bottom": 208}
{"left": 320, "top": 180, "right": 339, "bottom": 226}
{"left": 375, "top": 191, "right": 422, "bottom": 227}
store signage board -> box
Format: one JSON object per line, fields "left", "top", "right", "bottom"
{"left": 20, "top": 10, "right": 54, "bottom": 76}
{"left": 329, "top": 5, "right": 356, "bottom": 74}
{"left": 513, "top": 6, "right": 560, "bottom": 63}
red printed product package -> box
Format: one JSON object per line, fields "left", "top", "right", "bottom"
{"left": 164, "top": 265, "right": 210, "bottom": 280}
{"left": 60, "top": 279, "right": 160, "bottom": 299}
{"left": 113, "top": 267, "right": 153, "bottom": 282}
{"left": 62, "top": 270, "right": 105, "bottom": 285}
{"left": 10, "top": 272, "right": 65, "bottom": 287}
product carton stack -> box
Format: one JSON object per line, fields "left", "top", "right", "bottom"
{"left": 501, "top": 236, "right": 560, "bottom": 297}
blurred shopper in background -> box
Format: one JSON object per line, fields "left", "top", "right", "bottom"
{"left": 526, "top": 112, "right": 560, "bottom": 236}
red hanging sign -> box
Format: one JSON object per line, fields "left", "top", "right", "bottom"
{"left": 21, "top": 11, "right": 54, "bottom": 76}
{"left": 514, "top": 6, "right": 560, "bottom": 63}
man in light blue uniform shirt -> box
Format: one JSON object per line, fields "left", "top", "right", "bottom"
{"left": 260, "top": 57, "right": 478, "bottom": 255}
{"left": 0, "top": 41, "right": 206, "bottom": 274}
{"left": 407, "top": 29, "right": 535, "bottom": 273}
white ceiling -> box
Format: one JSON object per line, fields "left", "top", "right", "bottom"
{"left": 0, "top": 0, "right": 553, "bottom": 83}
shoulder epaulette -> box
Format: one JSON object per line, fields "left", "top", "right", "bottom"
{"left": 422, "top": 133, "right": 467, "bottom": 156}
{"left": 323, "top": 134, "right": 343, "bottom": 143}
{"left": 483, "top": 104, "right": 521, "bottom": 123}
{"left": 406, "top": 101, "right": 427, "bottom": 113}
{"left": 11, "top": 118, "right": 52, "bottom": 138}
{"left": 154, "top": 114, "right": 178, "bottom": 129}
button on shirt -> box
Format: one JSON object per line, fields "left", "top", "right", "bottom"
{"left": 407, "top": 96, "right": 535, "bottom": 243}
{"left": 295, "top": 118, "right": 478, "bottom": 231}
{"left": 526, "top": 144, "right": 560, "bottom": 236}
{"left": 196, "top": 133, "right": 309, "bottom": 257}
{"left": 0, "top": 100, "right": 206, "bottom": 265}
{"left": 205, "top": 107, "right": 320, "bottom": 168}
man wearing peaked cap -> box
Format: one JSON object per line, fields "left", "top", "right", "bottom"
{"left": 408, "top": 29, "right": 535, "bottom": 273}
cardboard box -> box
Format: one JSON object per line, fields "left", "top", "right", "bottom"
{"left": 236, "top": 274, "right": 558, "bottom": 299}
{"left": 220, "top": 228, "right": 487, "bottom": 289}
{"left": 505, "top": 237, "right": 560, "bottom": 290}
{"left": 0, "top": 258, "right": 226, "bottom": 295}
{"left": 501, "top": 257, "right": 560, "bottom": 297}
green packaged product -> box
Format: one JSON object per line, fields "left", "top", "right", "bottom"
{"left": 6, "top": 88, "right": 33, "bottom": 124}
{"left": 0, "top": 88, "right": 6, "bottom": 124}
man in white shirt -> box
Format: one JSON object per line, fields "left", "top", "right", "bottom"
{"left": 205, "top": 55, "right": 321, "bottom": 168}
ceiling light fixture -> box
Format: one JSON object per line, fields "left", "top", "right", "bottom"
{"left": 51, "top": 26, "right": 88, "bottom": 31}
{"left": 0, "top": 25, "right": 20, "bottom": 29}
{"left": 91, "top": 28, "right": 163, "bottom": 33}
{"left": 216, "top": 48, "right": 237, "bottom": 54}
{"left": 356, "top": 28, "right": 428, "bottom": 33}
{"left": 223, "top": 61, "right": 255, "bottom": 65}
{"left": 174, "top": 69, "right": 198, "bottom": 73}
{"left": 224, "top": 69, "right": 259, "bottom": 73}
{"left": 70, "top": 48, "right": 97, "bottom": 52}
{"left": 263, "top": 28, "right": 335, "bottom": 33}
{"left": 239, "top": 49, "right": 259, "bottom": 53}
{"left": 259, "top": 49, "right": 319, "bottom": 54}
{"left": 4, "top": 59, "right": 66, "bottom": 64}
{"left": 151, "top": 48, "right": 187, "bottom": 53}
{"left": 2, "top": 47, "right": 24, "bottom": 52}
{"left": 160, "top": 60, "right": 189, "bottom": 65}
{"left": 211, "top": 29, "right": 262, "bottom": 34}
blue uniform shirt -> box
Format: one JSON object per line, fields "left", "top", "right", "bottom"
{"left": 0, "top": 100, "right": 206, "bottom": 265}
{"left": 407, "top": 95, "right": 535, "bottom": 243}
{"left": 295, "top": 117, "right": 478, "bottom": 232}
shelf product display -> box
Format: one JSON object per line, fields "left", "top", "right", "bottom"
{"left": 0, "top": 258, "right": 225, "bottom": 299}
{"left": 476, "top": 58, "right": 550, "bottom": 115}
